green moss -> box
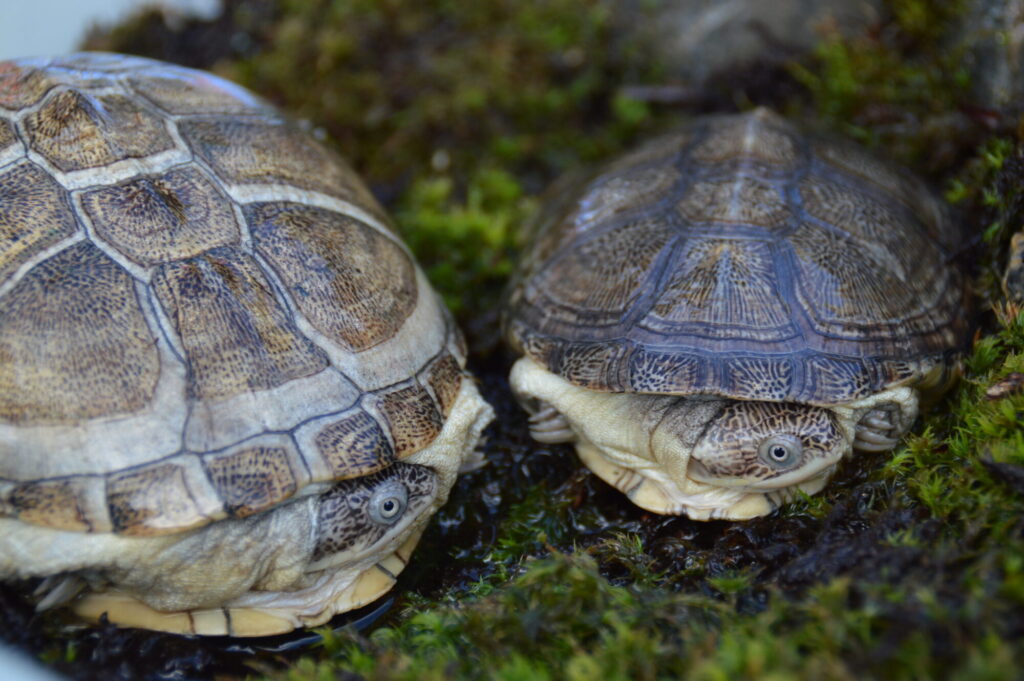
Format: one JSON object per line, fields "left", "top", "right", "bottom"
{"left": 395, "top": 167, "right": 534, "bottom": 314}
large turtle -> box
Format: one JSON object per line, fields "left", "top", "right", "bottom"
{"left": 505, "top": 109, "right": 969, "bottom": 520}
{"left": 0, "top": 54, "right": 493, "bottom": 636}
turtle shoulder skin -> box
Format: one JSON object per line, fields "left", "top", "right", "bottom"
{"left": 0, "top": 53, "right": 493, "bottom": 636}
{"left": 505, "top": 108, "right": 969, "bottom": 520}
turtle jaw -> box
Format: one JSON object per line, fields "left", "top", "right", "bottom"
{"left": 686, "top": 454, "right": 840, "bottom": 491}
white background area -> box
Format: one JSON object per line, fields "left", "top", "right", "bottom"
{"left": 0, "top": 0, "right": 220, "bottom": 61}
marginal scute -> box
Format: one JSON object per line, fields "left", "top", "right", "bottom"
{"left": 314, "top": 410, "right": 395, "bottom": 479}
{"left": 24, "top": 89, "right": 174, "bottom": 172}
{"left": 179, "top": 118, "right": 389, "bottom": 221}
{"left": 879, "top": 359, "right": 921, "bottom": 386}
{"left": 11, "top": 479, "right": 91, "bottom": 531}
{"left": 152, "top": 247, "right": 329, "bottom": 401}
{"left": 0, "top": 162, "right": 79, "bottom": 286}
{"left": 511, "top": 326, "right": 561, "bottom": 366}
{"left": 0, "top": 241, "right": 160, "bottom": 424}
{"left": 376, "top": 383, "right": 444, "bottom": 458}
{"left": 722, "top": 356, "right": 794, "bottom": 401}
{"left": 203, "top": 446, "right": 297, "bottom": 518}
{"left": 628, "top": 349, "right": 701, "bottom": 394}
{"left": 107, "top": 463, "right": 207, "bottom": 535}
{"left": 82, "top": 165, "right": 240, "bottom": 265}
{"left": 424, "top": 352, "right": 463, "bottom": 418}
{"left": 558, "top": 341, "right": 628, "bottom": 390}
{"left": 804, "top": 356, "right": 873, "bottom": 403}
{"left": 247, "top": 202, "right": 417, "bottom": 352}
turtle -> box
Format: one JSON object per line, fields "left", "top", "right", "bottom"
{"left": 504, "top": 108, "right": 969, "bottom": 520}
{"left": 0, "top": 53, "right": 494, "bottom": 636}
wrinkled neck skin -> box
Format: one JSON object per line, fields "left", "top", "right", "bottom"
{"left": 510, "top": 357, "right": 918, "bottom": 520}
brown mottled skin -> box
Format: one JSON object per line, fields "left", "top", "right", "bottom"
{"left": 506, "top": 108, "right": 968, "bottom": 519}
{"left": 0, "top": 53, "right": 493, "bottom": 635}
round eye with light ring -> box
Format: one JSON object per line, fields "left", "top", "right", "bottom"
{"left": 757, "top": 434, "right": 804, "bottom": 469}
{"left": 368, "top": 481, "right": 409, "bottom": 525}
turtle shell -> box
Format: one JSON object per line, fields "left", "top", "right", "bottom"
{"left": 505, "top": 109, "right": 969, "bottom": 405}
{"left": 0, "top": 54, "right": 465, "bottom": 536}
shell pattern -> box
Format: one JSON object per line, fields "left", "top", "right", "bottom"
{"left": 0, "top": 54, "right": 465, "bottom": 537}
{"left": 505, "top": 109, "right": 969, "bottom": 405}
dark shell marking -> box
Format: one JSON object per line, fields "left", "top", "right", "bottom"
{"left": 203, "top": 445, "right": 298, "bottom": 519}
{"left": 0, "top": 54, "right": 465, "bottom": 535}
{"left": 505, "top": 109, "right": 968, "bottom": 405}
{"left": 314, "top": 410, "right": 396, "bottom": 479}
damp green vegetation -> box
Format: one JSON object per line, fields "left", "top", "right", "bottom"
{"left": 394, "top": 168, "right": 533, "bottom": 314}
{"left": 40, "top": 0, "right": 1024, "bottom": 679}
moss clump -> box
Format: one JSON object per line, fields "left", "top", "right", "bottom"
{"left": 395, "top": 167, "right": 533, "bottom": 315}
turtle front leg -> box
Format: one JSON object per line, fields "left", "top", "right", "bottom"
{"left": 527, "top": 401, "right": 576, "bottom": 444}
{"left": 853, "top": 404, "right": 903, "bottom": 452}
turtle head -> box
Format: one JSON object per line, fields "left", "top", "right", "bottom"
{"left": 685, "top": 401, "right": 849, "bottom": 491}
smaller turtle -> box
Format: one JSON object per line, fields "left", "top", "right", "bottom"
{"left": 504, "top": 109, "right": 969, "bottom": 520}
{"left": 0, "top": 54, "right": 493, "bottom": 636}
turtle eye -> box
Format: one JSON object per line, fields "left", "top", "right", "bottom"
{"left": 368, "top": 481, "right": 409, "bottom": 525}
{"left": 757, "top": 434, "right": 804, "bottom": 469}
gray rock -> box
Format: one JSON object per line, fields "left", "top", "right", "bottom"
{"left": 635, "top": 0, "right": 883, "bottom": 87}
{"left": 958, "top": 0, "right": 1024, "bottom": 110}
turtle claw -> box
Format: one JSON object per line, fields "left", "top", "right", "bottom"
{"left": 528, "top": 403, "right": 576, "bottom": 443}
{"left": 854, "top": 406, "right": 902, "bottom": 452}
{"left": 34, "top": 574, "right": 86, "bottom": 610}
